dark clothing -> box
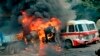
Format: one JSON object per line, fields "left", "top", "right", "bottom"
{"left": 44, "top": 26, "right": 56, "bottom": 42}
{"left": 45, "top": 26, "right": 56, "bottom": 34}
{"left": 23, "top": 27, "right": 30, "bottom": 36}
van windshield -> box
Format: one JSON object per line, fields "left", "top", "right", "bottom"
{"left": 87, "top": 24, "right": 95, "bottom": 30}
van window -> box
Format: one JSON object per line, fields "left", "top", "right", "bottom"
{"left": 86, "top": 24, "right": 90, "bottom": 30}
{"left": 69, "top": 25, "right": 75, "bottom": 32}
{"left": 75, "top": 25, "right": 78, "bottom": 32}
{"left": 61, "top": 26, "right": 66, "bottom": 32}
{"left": 77, "top": 24, "right": 83, "bottom": 32}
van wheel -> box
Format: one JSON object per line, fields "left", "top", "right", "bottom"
{"left": 64, "top": 40, "right": 72, "bottom": 49}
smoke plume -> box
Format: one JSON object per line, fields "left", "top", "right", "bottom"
{"left": 0, "top": 0, "right": 99, "bottom": 34}
{"left": 0, "top": 0, "right": 76, "bottom": 34}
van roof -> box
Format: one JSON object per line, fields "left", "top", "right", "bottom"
{"left": 67, "top": 20, "right": 95, "bottom": 25}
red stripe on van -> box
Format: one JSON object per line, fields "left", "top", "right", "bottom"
{"left": 61, "top": 30, "right": 98, "bottom": 36}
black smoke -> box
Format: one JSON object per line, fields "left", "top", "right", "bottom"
{"left": 0, "top": 0, "right": 100, "bottom": 34}
{"left": 0, "top": 0, "right": 76, "bottom": 34}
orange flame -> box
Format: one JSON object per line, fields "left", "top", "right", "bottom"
{"left": 20, "top": 11, "right": 61, "bottom": 42}
{"left": 16, "top": 31, "right": 24, "bottom": 40}
{"left": 19, "top": 11, "right": 61, "bottom": 55}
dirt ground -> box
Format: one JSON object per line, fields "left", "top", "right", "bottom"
{"left": 0, "top": 43, "right": 100, "bottom": 56}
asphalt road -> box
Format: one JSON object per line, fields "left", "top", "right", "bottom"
{"left": 0, "top": 43, "right": 100, "bottom": 56}
{"left": 61, "top": 43, "right": 100, "bottom": 56}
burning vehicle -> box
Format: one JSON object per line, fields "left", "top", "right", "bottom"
{"left": 0, "top": 11, "right": 62, "bottom": 54}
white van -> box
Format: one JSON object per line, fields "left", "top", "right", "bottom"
{"left": 61, "top": 20, "right": 100, "bottom": 48}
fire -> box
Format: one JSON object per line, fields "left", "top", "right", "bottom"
{"left": 20, "top": 11, "right": 61, "bottom": 42}
{"left": 29, "top": 17, "right": 61, "bottom": 43}
{"left": 19, "top": 11, "right": 61, "bottom": 56}
{"left": 21, "top": 11, "right": 33, "bottom": 27}
{"left": 16, "top": 31, "right": 24, "bottom": 40}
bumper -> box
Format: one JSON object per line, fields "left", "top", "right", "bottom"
{"left": 73, "top": 37, "right": 100, "bottom": 46}
{"left": 92, "top": 37, "right": 100, "bottom": 42}
{"left": 73, "top": 39, "right": 88, "bottom": 46}
{"left": 85, "top": 37, "right": 100, "bottom": 44}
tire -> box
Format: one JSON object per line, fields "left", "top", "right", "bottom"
{"left": 64, "top": 40, "right": 73, "bottom": 49}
